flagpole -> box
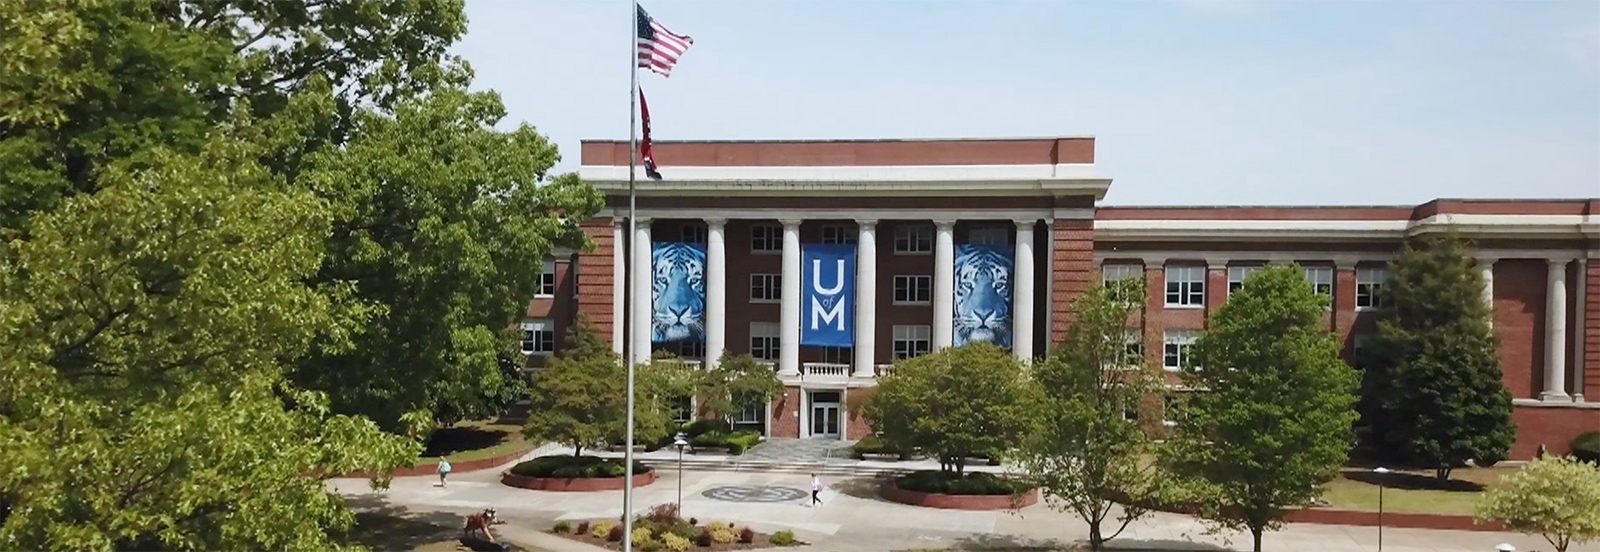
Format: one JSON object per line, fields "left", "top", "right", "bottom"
{"left": 623, "top": 1, "right": 641, "bottom": 550}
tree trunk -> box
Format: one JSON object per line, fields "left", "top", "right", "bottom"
{"left": 955, "top": 456, "right": 966, "bottom": 477}
{"left": 574, "top": 444, "right": 583, "bottom": 458}
{"left": 1251, "top": 526, "right": 1263, "bottom": 552}
{"left": 1434, "top": 467, "right": 1450, "bottom": 482}
{"left": 1088, "top": 521, "right": 1104, "bottom": 551}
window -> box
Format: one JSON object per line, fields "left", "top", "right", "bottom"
{"left": 892, "top": 325, "right": 932, "bottom": 359}
{"left": 1162, "top": 330, "right": 1199, "bottom": 372}
{"left": 734, "top": 400, "right": 763, "bottom": 424}
{"left": 1356, "top": 267, "right": 1387, "bottom": 309}
{"left": 535, "top": 259, "right": 557, "bottom": 297}
{"left": 967, "top": 224, "right": 1008, "bottom": 246}
{"left": 893, "top": 224, "right": 932, "bottom": 254}
{"left": 673, "top": 340, "right": 704, "bottom": 359}
{"left": 892, "top": 275, "right": 932, "bottom": 304}
{"left": 1163, "top": 395, "right": 1183, "bottom": 427}
{"left": 820, "top": 346, "right": 852, "bottom": 364}
{"left": 681, "top": 224, "right": 707, "bottom": 244}
{"left": 751, "top": 223, "right": 781, "bottom": 253}
{"left": 671, "top": 396, "right": 693, "bottom": 423}
{"left": 750, "top": 322, "right": 780, "bottom": 361}
{"left": 1122, "top": 402, "right": 1140, "bottom": 422}
{"left": 750, "top": 274, "right": 781, "bottom": 303}
{"left": 1304, "top": 266, "right": 1333, "bottom": 298}
{"left": 821, "top": 224, "right": 856, "bottom": 245}
{"left": 1124, "top": 330, "right": 1144, "bottom": 363}
{"left": 520, "top": 318, "right": 555, "bottom": 355}
{"left": 1227, "top": 265, "right": 1262, "bottom": 295}
{"left": 1164, "top": 265, "right": 1206, "bottom": 307}
{"left": 1102, "top": 264, "right": 1144, "bottom": 303}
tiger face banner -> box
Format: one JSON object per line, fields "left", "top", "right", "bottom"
{"left": 651, "top": 241, "right": 706, "bottom": 343}
{"left": 952, "top": 244, "right": 1014, "bottom": 348}
{"left": 801, "top": 243, "right": 855, "bottom": 347}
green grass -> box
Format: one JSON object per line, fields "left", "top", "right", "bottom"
{"left": 1316, "top": 466, "right": 1515, "bottom": 515}
{"left": 418, "top": 420, "right": 531, "bottom": 464}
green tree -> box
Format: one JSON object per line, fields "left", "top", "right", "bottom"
{"left": 1164, "top": 264, "right": 1360, "bottom": 552}
{"left": 696, "top": 353, "right": 783, "bottom": 423}
{"left": 1016, "top": 278, "right": 1164, "bottom": 551}
{"left": 1364, "top": 234, "right": 1515, "bottom": 480}
{"left": 291, "top": 80, "right": 603, "bottom": 430}
{"left": 865, "top": 341, "right": 1034, "bottom": 476}
{"left": 523, "top": 316, "right": 667, "bottom": 456}
{"left": 0, "top": 133, "right": 416, "bottom": 551}
{"left": 1476, "top": 456, "right": 1600, "bottom": 552}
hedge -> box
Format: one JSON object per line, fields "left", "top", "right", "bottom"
{"left": 894, "top": 470, "right": 1029, "bottom": 495}
{"left": 1573, "top": 431, "right": 1600, "bottom": 464}
{"left": 509, "top": 455, "right": 654, "bottom": 478}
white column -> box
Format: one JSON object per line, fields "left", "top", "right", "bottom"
{"left": 1479, "top": 258, "right": 1495, "bottom": 326}
{"left": 932, "top": 219, "right": 956, "bottom": 349}
{"left": 1542, "top": 258, "right": 1570, "bottom": 401}
{"left": 1574, "top": 258, "right": 1587, "bottom": 402}
{"left": 705, "top": 218, "right": 727, "bottom": 369}
{"left": 779, "top": 219, "right": 802, "bottom": 377}
{"left": 631, "top": 217, "right": 653, "bottom": 367}
{"left": 1013, "top": 219, "right": 1036, "bottom": 361}
{"left": 612, "top": 218, "right": 626, "bottom": 356}
{"left": 854, "top": 220, "right": 878, "bottom": 378}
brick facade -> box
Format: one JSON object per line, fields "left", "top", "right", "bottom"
{"left": 1049, "top": 219, "right": 1094, "bottom": 343}
{"left": 576, "top": 217, "right": 617, "bottom": 345}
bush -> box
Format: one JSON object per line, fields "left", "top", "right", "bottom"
{"left": 738, "top": 526, "right": 755, "bottom": 544}
{"left": 575, "top": 520, "right": 590, "bottom": 536}
{"left": 706, "top": 521, "right": 729, "bottom": 532}
{"left": 683, "top": 418, "right": 732, "bottom": 438}
{"left": 1572, "top": 431, "right": 1600, "bottom": 464}
{"left": 712, "top": 527, "right": 738, "bottom": 544}
{"left": 509, "top": 455, "right": 652, "bottom": 479}
{"left": 695, "top": 528, "right": 712, "bottom": 547}
{"left": 661, "top": 533, "right": 690, "bottom": 552}
{"left": 646, "top": 503, "right": 680, "bottom": 525}
{"left": 631, "top": 527, "right": 653, "bottom": 546}
{"left": 771, "top": 529, "right": 797, "bottom": 546}
{"left": 607, "top": 524, "right": 623, "bottom": 542}
{"left": 725, "top": 431, "right": 761, "bottom": 454}
{"left": 590, "top": 521, "right": 613, "bottom": 539}
{"left": 640, "top": 539, "right": 661, "bottom": 552}
{"left": 551, "top": 520, "right": 571, "bottom": 533}
{"left": 687, "top": 517, "right": 698, "bottom": 526}
{"left": 852, "top": 434, "right": 906, "bottom": 459}
{"left": 895, "top": 470, "right": 1030, "bottom": 495}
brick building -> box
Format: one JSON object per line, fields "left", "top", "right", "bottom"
{"left": 519, "top": 136, "right": 1599, "bottom": 459}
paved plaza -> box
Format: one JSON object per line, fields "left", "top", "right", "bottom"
{"left": 328, "top": 446, "right": 1579, "bottom": 552}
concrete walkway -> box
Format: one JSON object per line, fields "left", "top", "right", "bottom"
{"left": 330, "top": 450, "right": 1576, "bottom": 552}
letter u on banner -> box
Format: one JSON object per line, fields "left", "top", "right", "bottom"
{"left": 801, "top": 243, "right": 855, "bottom": 347}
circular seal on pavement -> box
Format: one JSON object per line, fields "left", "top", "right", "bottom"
{"left": 700, "top": 485, "right": 807, "bottom": 503}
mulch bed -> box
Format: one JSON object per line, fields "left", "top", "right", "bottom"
{"left": 550, "top": 522, "right": 803, "bottom": 551}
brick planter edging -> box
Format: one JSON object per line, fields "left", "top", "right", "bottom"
{"left": 880, "top": 481, "right": 1039, "bottom": 510}
{"left": 1285, "top": 508, "right": 1506, "bottom": 532}
{"left": 501, "top": 469, "right": 657, "bottom": 492}
{"left": 333, "top": 444, "right": 537, "bottom": 479}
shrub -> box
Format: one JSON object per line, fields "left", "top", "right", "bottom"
{"left": 631, "top": 527, "right": 653, "bottom": 546}
{"left": 575, "top": 520, "right": 590, "bottom": 536}
{"left": 690, "top": 430, "right": 728, "bottom": 448}
{"left": 687, "top": 517, "right": 698, "bottom": 526}
{"left": 590, "top": 521, "right": 613, "bottom": 539}
{"left": 509, "top": 455, "right": 653, "bottom": 479}
{"left": 895, "top": 470, "right": 1029, "bottom": 495}
{"left": 683, "top": 418, "right": 732, "bottom": 438}
{"left": 552, "top": 520, "right": 571, "bottom": 533}
{"left": 646, "top": 503, "right": 681, "bottom": 524}
{"left": 666, "top": 522, "right": 699, "bottom": 541}
{"left": 695, "top": 528, "right": 712, "bottom": 547}
{"left": 712, "top": 527, "right": 738, "bottom": 544}
{"left": 706, "top": 521, "right": 730, "bottom": 532}
{"left": 660, "top": 533, "right": 690, "bottom": 552}
{"left": 1572, "top": 431, "right": 1600, "bottom": 464}
{"left": 852, "top": 434, "right": 906, "bottom": 459}
{"left": 738, "top": 526, "right": 755, "bottom": 544}
{"left": 640, "top": 539, "right": 661, "bottom": 552}
{"left": 607, "top": 524, "right": 624, "bottom": 542}
{"left": 771, "top": 529, "right": 797, "bottom": 546}
{"left": 725, "top": 431, "right": 762, "bottom": 454}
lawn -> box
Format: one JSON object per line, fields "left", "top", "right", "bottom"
{"left": 1316, "top": 466, "right": 1515, "bottom": 515}
{"left": 419, "top": 420, "right": 531, "bottom": 464}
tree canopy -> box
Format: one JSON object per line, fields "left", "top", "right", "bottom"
{"left": 1476, "top": 455, "right": 1600, "bottom": 552}
{"left": 1363, "top": 234, "right": 1514, "bottom": 480}
{"left": 865, "top": 341, "right": 1035, "bottom": 476}
{"left": 523, "top": 316, "right": 668, "bottom": 457}
{"left": 1164, "top": 264, "right": 1360, "bottom": 552}
{"left": 695, "top": 353, "right": 784, "bottom": 422}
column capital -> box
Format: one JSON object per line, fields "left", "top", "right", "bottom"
{"left": 779, "top": 218, "right": 803, "bottom": 228}
{"left": 1013, "top": 217, "right": 1038, "bottom": 228}
{"left": 1205, "top": 258, "right": 1229, "bottom": 270}
{"left": 704, "top": 217, "right": 727, "bottom": 228}
{"left": 933, "top": 218, "right": 957, "bottom": 230}
{"left": 613, "top": 216, "right": 627, "bottom": 226}
{"left": 1477, "top": 256, "right": 1498, "bottom": 265}
{"left": 1548, "top": 258, "right": 1574, "bottom": 268}
{"left": 855, "top": 218, "right": 878, "bottom": 228}
{"left": 634, "top": 215, "right": 652, "bottom": 224}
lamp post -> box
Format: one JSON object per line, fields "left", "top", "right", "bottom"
{"left": 1373, "top": 467, "right": 1390, "bottom": 552}
{"left": 674, "top": 432, "right": 688, "bottom": 515}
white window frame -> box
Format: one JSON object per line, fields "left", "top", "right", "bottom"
{"left": 733, "top": 400, "right": 763, "bottom": 424}
{"left": 671, "top": 395, "right": 694, "bottom": 423}
{"left": 1227, "top": 265, "right": 1262, "bottom": 296}
{"left": 893, "top": 224, "right": 932, "bottom": 255}
{"left": 820, "top": 224, "right": 857, "bottom": 245}
{"left": 1304, "top": 266, "right": 1334, "bottom": 302}
{"left": 1356, "top": 266, "right": 1387, "bottom": 310}
{"left": 1162, "top": 330, "right": 1199, "bottom": 372}
{"left": 1123, "top": 330, "right": 1144, "bottom": 365}
{"left": 750, "top": 274, "right": 782, "bottom": 303}
{"left": 750, "top": 322, "right": 780, "bottom": 361}
{"left": 967, "top": 224, "right": 1008, "bottom": 246}
{"left": 521, "top": 318, "right": 555, "bottom": 356}
{"left": 1164, "top": 265, "right": 1206, "bottom": 307}
{"left": 892, "top": 325, "right": 932, "bottom": 359}
{"left": 820, "top": 346, "right": 852, "bottom": 364}
{"left": 681, "top": 225, "right": 707, "bottom": 244}
{"left": 892, "top": 275, "right": 932, "bottom": 305}
{"left": 673, "top": 340, "right": 705, "bottom": 359}
{"left": 751, "top": 223, "right": 781, "bottom": 254}
{"left": 535, "top": 259, "right": 557, "bottom": 297}
{"left": 1102, "top": 264, "right": 1142, "bottom": 283}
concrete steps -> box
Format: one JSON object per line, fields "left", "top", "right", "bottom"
{"left": 635, "top": 456, "right": 909, "bottom": 478}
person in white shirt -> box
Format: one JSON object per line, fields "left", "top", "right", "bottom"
{"left": 810, "top": 474, "right": 822, "bottom": 507}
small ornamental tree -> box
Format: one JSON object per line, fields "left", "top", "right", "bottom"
{"left": 1365, "top": 234, "right": 1515, "bottom": 481}
{"left": 1016, "top": 277, "right": 1165, "bottom": 551}
{"left": 523, "top": 315, "right": 667, "bottom": 456}
{"left": 1164, "top": 264, "right": 1360, "bottom": 552}
{"left": 696, "top": 353, "right": 782, "bottom": 423}
{"left": 1477, "top": 456, "right": 1600, "bottom": 552}
{"left": 864, "top": 341, "right": 1034, "bottom": 476}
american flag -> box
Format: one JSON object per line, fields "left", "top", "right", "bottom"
{"left": 636, "top": 4, "right": 693, "bottom": 77}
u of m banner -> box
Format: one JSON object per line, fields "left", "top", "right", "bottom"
{"left": 801, "top": 243, "right": 855, "bottom": 347}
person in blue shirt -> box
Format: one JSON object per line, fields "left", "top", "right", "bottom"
{"left": 438, "top": 457, "right": 451, "bottom": 487}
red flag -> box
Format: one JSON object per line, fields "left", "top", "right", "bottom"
{"left": 639, "top": 88, "right": 662, "bottom": 180}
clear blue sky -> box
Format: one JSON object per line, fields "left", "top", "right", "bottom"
{"left": 452, "top": 0, "right": 1599, "bottom": 206}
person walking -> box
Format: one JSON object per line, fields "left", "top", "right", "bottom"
{"left": 810, "top": 474, "right": 822, "bottom": 507}
{"left": 438, "top": 457, "right": 451, "bottom": 487}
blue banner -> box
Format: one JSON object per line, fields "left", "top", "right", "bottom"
{"left": 953, "top": 244, "right": 1014, "bottom": 348}
{"left": 651, "top": 242, "right": 706, "bottom": 343}
{"left": 801, "top": 243, "right": 855, "bottom": 347}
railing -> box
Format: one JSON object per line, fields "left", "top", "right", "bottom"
{"left": 801, "top": 362, "right": 850, "bottom": 381}
{"left": 874, "top": 364, "right": 895, "bottom": 377}
{"left": 654, "top": 358, "right": 704, "bottom": 370}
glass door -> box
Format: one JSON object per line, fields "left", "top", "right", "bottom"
{"left": 811, "top": 403, "right": 840, "bottom": 438}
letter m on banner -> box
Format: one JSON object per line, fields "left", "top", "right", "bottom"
{"left": 801, "top": 243, "right": 855, "bottom": 347}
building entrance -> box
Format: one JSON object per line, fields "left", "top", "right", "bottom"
{"left": 808, "top": 391, "right": 841, "bottom": 439}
